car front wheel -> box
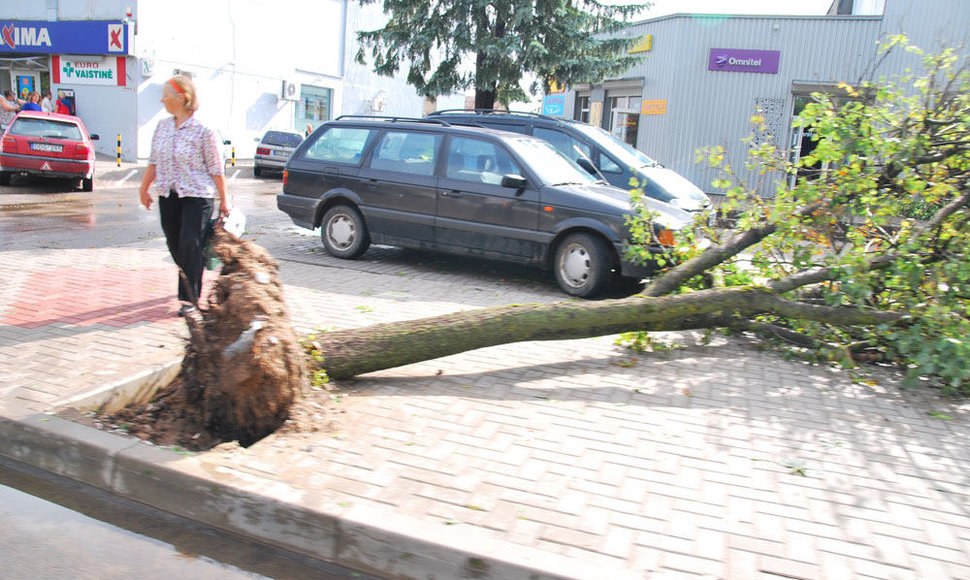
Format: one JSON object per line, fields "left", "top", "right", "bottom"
{"left": 553, "top": 232, "right": 613, "bottom": 298}
{"left": 320, "top": 204, "right": 370, "bottom": 259}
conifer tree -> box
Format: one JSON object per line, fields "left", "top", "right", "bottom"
{"left": 355, "top": 0, "right": 648, "bottom": 108}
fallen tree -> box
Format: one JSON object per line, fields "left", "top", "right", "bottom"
{"left": 110, "top": 40, "right": 970, "bottom": 448}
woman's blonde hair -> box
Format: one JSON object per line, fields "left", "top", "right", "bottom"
{"left": 169, "top": 75, "right": 199, "bottom": 112}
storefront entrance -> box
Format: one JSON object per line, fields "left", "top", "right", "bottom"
{"left": 607, "top": 95, "right": 641, "bottom": 147}
{"left": 0, "top": 56, "right": 49, "bottom": 98}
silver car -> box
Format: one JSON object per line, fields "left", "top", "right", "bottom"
{"left": 254, "top": 130, "right": 304, "bottom": 177}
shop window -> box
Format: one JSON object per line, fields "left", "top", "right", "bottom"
{"left": 297, "top": 85, "right": 332, "bottom": 129}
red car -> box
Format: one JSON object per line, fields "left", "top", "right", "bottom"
{"left": 0, "top": 111, "right": 100, "bottom": 191}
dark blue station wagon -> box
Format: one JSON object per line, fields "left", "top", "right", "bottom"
{"left": 277, "top": 116, "right": 690, "bottom": 297}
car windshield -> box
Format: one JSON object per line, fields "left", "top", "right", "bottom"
{"left": 505, "top": 137, "right": 598, "bottom": 186}
{"left": 262, "top": 131, "right": 303, "bottom": 147}
{"left": 9, "top": 117, "right": 83, "bottom": 141}
{"left": 644, "top": 168, "right": 709, "bottom": 202}
{"left": 568, "top": 122, "right": 658, "bottom": 168}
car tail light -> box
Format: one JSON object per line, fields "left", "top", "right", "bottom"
{"left": 1, "top": 136, "right": 16, "bottom": 153}
{"left": 73, "top": 143, "right": 90, "bottom": 159}
{"left": 256, "top": 147, "right": 271, "bottom": 155}
{"left": 282, "top": 170, "right": 288, "bottom": 185}
{"left": 657, "top": 229, "right": 675, "bottom": 246}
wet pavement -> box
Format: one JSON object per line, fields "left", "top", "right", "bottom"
{"left": 1, "top": 157, "right": 970, "bottom": 579}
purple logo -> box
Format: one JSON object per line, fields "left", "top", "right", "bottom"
{"left": 708, "top": 48, "right": 780, "bottom": 74}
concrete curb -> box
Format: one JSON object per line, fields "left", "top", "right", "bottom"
{"left": 52, "top": 359, "right": 183, "bottom": 414}
{"left": 0, "top": 377, "right": 640, "bottom": 580}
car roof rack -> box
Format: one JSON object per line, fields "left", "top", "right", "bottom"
{"left": 428, "top": 109, "right": 558, "bottom": 121}
{"left": 334, "top": 115, "right": 451, "bottom": 126}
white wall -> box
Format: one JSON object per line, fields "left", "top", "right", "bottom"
{"left": 133, "top": 0, "right": 347, "bottom": 160}
{"left": 341, "top": 1, "right": 465, "bottom": 118}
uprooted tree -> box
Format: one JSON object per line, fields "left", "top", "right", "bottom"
{"left": 130, "top": 40, "right": 970, "bottom": 447}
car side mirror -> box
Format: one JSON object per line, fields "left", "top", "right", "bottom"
{"left": 89, "top": 134, "right": 100, "bottom": 141}
{"left": 501, "top": 174, "right": 527, "bottom": 189}
{"left": 576, "top": 157, "right": 596, "bottom": 175}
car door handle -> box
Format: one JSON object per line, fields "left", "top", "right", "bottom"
{"left": 440, "top": 189, "right": 462, "bottom": 197}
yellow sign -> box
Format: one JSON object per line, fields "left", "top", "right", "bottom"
{"left": 629, "top": 34, "right": 653, "bottom": 54}
{"left": 642, "top": 99, "right": 667, "bottom": 115}
{"left": 547, "top": 79, "right": 564, "bottom": 94}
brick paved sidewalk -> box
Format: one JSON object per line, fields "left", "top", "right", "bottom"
{"left": 0, "top": 245, "right": 215, "bottom": 415}
{"left": 1, "top": 233, "right": 970, "bottom": 578}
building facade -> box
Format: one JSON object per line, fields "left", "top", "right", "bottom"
{"left": 0, "top": 0, "right": 462, "bottom": 161}
{"left": 557, "top": 0, "right": 970, "bottom": 196}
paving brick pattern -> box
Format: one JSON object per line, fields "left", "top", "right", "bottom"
{"left": 2, "top": 177, "right": 970, "bottom": 578}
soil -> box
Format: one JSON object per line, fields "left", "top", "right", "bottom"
{"left": 59, "top": 228, "right": 315, "bottom": 452}
{"left": 60, "top": 372, "right": 343, "bottom": 452}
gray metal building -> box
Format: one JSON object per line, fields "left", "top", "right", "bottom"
{"left": 561, "top": 0, "right": 970, "bottom": 196}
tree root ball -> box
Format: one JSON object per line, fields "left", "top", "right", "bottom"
{"left": 183, "top": 228, "right": 308, "bottom": 446}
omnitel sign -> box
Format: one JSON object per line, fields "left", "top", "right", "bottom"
{"left": 52, "top": 55, "right": 127, "bottom": 86}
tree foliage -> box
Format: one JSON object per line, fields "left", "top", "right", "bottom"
{"left": 355, "top": 0, "right": 648, "bottom": 108}
{"left": 622, "top": 38, "right": 970, "bottom": 393}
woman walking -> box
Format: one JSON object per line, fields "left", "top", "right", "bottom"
{"left": 138, "top": 75, "right": 230, "bottom": 316}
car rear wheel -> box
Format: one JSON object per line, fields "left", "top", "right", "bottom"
{"left": 553, "top": 232, "right": 613, "bottom": 298}
{"left": 0, "top": 171, "right": 10, "bottom": 186}
{"left": 80, "top": 177, "right": 93, "bottom": 192}
{"left": 320, "top": 204, "right": 370, "bottom": 259}
{"left": 253, "top": 166, "right": 262, "bottom": 177}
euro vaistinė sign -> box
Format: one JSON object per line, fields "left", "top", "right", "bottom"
{"left": 52, "top": 55, "right": 127, "bottom": 86}
{"left": 708, "top": 48, "right": 780, "bottom": 74}
{"left": 0, "top": 21, "right": 132, "bottom": 55}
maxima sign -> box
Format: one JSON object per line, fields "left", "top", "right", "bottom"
{"left": 708, "top": 48, "right": 780, "bottom": 74}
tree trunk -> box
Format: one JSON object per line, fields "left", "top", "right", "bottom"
{"left": 314, "top": 287, "right": 903, "bottom": 380}
{"left": 474, "top": 88, "right": 496, "bottom": 110}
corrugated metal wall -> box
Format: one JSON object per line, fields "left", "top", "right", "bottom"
{"left": 874, "top": 0, "right": 970, "bottom": 75}
{"left": 621, "top": 15, "right": 883, "bottom": 197}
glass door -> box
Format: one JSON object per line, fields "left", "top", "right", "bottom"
{"left": 607, "top": 95, "right": 641, "bottom": 147}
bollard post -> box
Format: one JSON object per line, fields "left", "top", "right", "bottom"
{"left": 116, "top": 134, "right": 121, "bottom": 167}
{"left": 231, "top": 146, "right": 235, "bottom": 167}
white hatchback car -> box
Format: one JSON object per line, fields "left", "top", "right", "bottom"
{"left": 254, "top": 130, "right": 304, "bottom": 177}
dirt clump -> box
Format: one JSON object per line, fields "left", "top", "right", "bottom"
{"left": 70, "top": 228, "right": 310, "bottom": 451}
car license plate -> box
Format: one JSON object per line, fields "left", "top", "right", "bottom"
{"left": 30, "top": 142, "right": 63, "bottom": 153}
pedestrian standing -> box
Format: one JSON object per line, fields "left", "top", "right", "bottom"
{"left": 41, "top": 90, "right": 55, "bottom": 113}
{"left": 138, "top": 75, "right": 231, "bottom": 316}
{"left": 21, "top": 92, "right": 43, "bottom": 112}
{"left": 55, "top": 90, "right": 73, "bottom": 115}
{"left": 1, "top": 90, "right": 21, "bottom": 131}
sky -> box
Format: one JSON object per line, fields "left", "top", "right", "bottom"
{"left": 622, "top": 0, "right": 836, "bottom": 19}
